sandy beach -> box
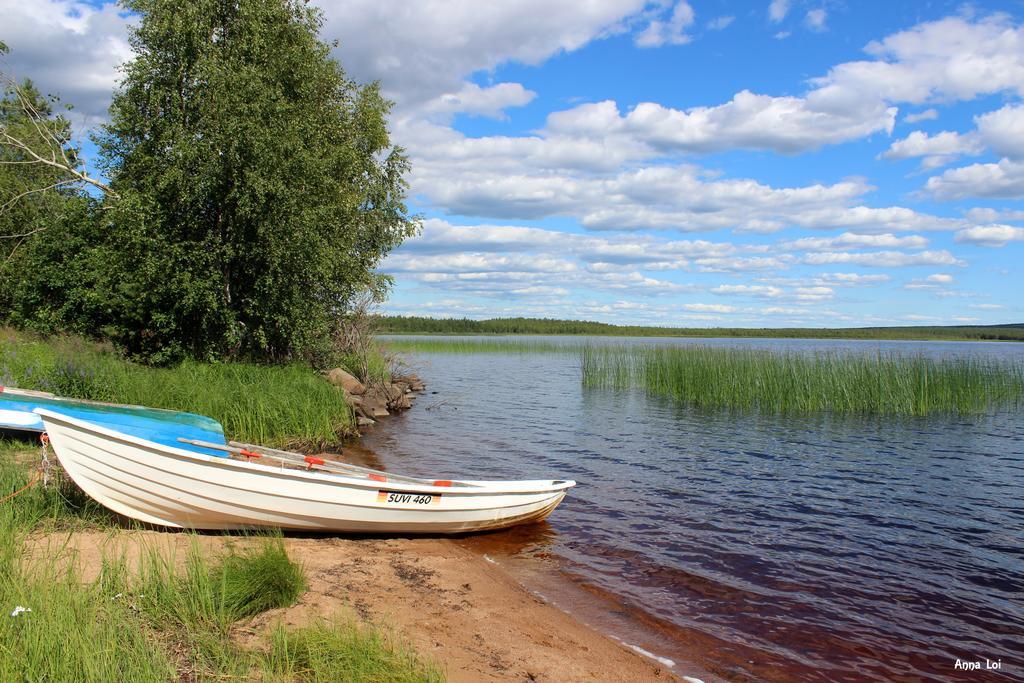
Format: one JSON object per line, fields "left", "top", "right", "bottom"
{"left": 28, "top": 530, "right": 677, "bottom": 682}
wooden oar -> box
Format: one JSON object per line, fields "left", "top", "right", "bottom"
{"left": 175, "top": 438, "right": 356, "bottom": 475}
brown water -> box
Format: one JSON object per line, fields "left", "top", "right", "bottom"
{"left": 364, "top": 336, "right": 1024, "bottom": 682}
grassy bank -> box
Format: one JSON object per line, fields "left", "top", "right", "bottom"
{"left": 0, "top": 441, "right": 443, "bottom": 681}
{"left": 0, "top": 329, "right": 355, "bottom": 448}
{"left": 580, "top": 345, "right": 1024, "bottom": 416}
{"left": 377, "top": 316, "right": 1024, "bottom": 342}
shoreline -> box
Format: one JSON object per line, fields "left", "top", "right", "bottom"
{"left": 31, "top": 529, "right": 680, "bottom": 682}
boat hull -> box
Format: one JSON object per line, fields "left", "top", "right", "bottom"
{"left": 36, "top": 409, "right": 574, "bottom": 534}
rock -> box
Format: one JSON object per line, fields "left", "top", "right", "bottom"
{"left": 393, "top": 374, "right": 425, "bottom": 393}
{"left": 326, "top": 368, "right": 365, "bottom": 395}
{"left": 357, "top": 416, "right": 375, "bottom": 427}
{"left": 386, "top": 383, "right": 406, "bottom": 403}
{"left": 371, "top": 406, "right": 390, "bottom": 418}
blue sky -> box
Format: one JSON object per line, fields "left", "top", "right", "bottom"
{"left": 3, "top": 1, "right": 1023, "bottom": 327}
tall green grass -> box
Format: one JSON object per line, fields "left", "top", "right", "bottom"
{"left": 580, "top": 345, "right": 1024, "bottom": 416}
{"left": 0, "top": 330, "right": 353, "bottom": 447}
{"left": 0, "top": 509, "right": 176, "bottom": 681}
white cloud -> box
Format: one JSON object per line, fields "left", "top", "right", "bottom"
{"left": 804, "top": 9, "right": 827, "bottom": 33}
{"left": 965, "top": 207, "right": 1024, "bottom": 222}
{"left": 543, "top": 93, "right": 896, "bottom": 155}
{"left": 692, "top": 256, "right": 793, "bottom": 273}
{"left": 635, "top": 1, "right": 695, "bottom": 48}
{"left": 975, "top": 103, "right": 1024, "bottom": 159}
{"left": 815, "top": 272, "right": 891, "bottom": 286}
{"left": 892, "top": 104, "right": 1024, "bottom": 187}
{"left": 926, "top": 160, "right": 1024, "bottom": 199}
{"left": 904, "top": 272, "right": 954, "bottom": 290}
{"left": 682, "top": 303, "right": 735, "bottom": 313}
{"left": 768, "top": 0, "right": 789, "bottom": 23}
{"left": 809, "top": 15, "right": 1024, "bottom": 110}
{"left": 420, "top": 82, "right": 536, "bottom": 121}
{"left": 801, "top": 250, "right": 966, "bottom": 267}
{"left": 904, "top": 109, "right": 938, "bottom": 123}
{"left": 711, "top": 284, "right": 833, "bottom": 302}
{"left": 782, "top": 232, "right": 930, "bottom": 251}
{"left": 320, "top": 0, "right": 651, "bottom": 107}
{"left": 880, "top": 130, "right": 983, "bottom": 167}
{"left": 969, "top": 303, "right": 1005, "bottom": 310}
{"left": 713, "top": 284, "right": 784, "bottom": 298}
{"left": 707, "top": 16, "right": 734, "bottom": 31}
{"left": 954, "top": 224, "right": 1024, "bottom": 247}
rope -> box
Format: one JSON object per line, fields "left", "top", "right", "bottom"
{"left": 0, "top": 433, "right": 51, "bottom": 505}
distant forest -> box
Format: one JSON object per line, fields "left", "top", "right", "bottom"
{"left": 374, "top": 316, "right": 1024, "bottom": 342}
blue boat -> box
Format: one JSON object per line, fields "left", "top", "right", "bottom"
{"left": 0, "top": 386, "right": 228, "bottom": 457}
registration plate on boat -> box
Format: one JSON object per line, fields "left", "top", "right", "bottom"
{"left": 377, "top": 490, "right": 440, "bottom": 506}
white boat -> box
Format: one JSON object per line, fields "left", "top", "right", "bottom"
{"left": 34, "top": 408, "right": 575, "bottom": 534}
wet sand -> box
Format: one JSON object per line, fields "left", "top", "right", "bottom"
{"left": 29, "top": 530, "right": 679, "bottom": 682}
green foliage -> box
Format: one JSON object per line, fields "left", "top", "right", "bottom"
{"left": 580, "top": 345, "right": 1024, "bottom": 416}
{"left": 265, "top": 617, "right": 445, "bottom": 683}
{"left": 1, "top": 329, "right": 354, "bottom": 447}
{"left": 377, "top": 316, "right": 1024, "bottom": 342}
{"left": 94, "top": 0, "right": 416, "bottom": 363}
{"left": 0, "top": 79, "right": 102, "bottom": 335}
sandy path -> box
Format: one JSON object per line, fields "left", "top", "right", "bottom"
{"left": 27, "top": 530, "right": 674, "bottom": 682}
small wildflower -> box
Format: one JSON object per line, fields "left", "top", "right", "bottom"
{"left": 10, "top": 606, "right": 31, "bottom": 617}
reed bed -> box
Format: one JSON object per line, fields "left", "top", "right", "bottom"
{"left": 580, "top": 345, "right": 1024, "bottom": 416}
{"left": 0, "top": 330, "right": 353, "bottom": 447}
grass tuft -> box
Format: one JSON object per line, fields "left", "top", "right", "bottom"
{"left": 217, "top": 536, "right": 307, "bottom": 621}
{"left": 138, "top": 535, "right": 306, "bottom": 634}
{"left": 265, "top": 617, "right": 445, "bottom": 683}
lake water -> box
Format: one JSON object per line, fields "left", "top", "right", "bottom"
{"left": 364, "top": 336, "right": 1024, "bottom": 681}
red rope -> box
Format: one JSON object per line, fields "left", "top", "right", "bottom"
{"left": 0, "top": 469, "right": 41, "bottom": 506}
